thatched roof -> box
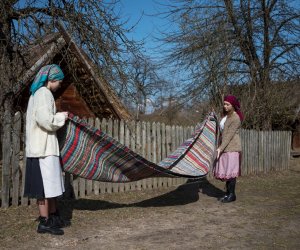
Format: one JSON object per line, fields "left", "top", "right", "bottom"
{"left": 15, "top": 24, "right": 132, "bottom": 120}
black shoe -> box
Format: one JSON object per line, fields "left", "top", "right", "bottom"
{"left": 221, "top": 193, "right": 236, "bottom": 203}
{"left": 37, "top": 218, "right": 64, "bottom": 235}
{"left": 50, "top": 214, "right": 71, "bottom": 228}
{"left": 219, "top": 194, "right": 229, "bottom": 202}
{"left": 218, "top": 194, "right": 229, "bottom": 201}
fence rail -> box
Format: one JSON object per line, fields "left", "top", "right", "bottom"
{"left": 0, "top": 112, "right": 292, "bottom": 207}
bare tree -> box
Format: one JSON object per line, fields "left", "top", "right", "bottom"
{"left": 0, "top": 0, "right": 141, "bottom": 202}
{"left": 161, "top": 0, "right": 300, "bottom": 129}
{"left": 125, "top": 55, "right": 167, "bottom": 120}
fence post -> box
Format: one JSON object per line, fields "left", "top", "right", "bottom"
{"left": 11, "top": 112, "right": 21, "bottom": 206}
{"left": 1, "top": 107, "right": 12, "bottom": 208}
{"left": 21, "top": 113, "right": 28, "bottom": 206}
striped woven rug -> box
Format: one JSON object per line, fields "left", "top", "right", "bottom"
{"left": 57, "top": 113, "right": 218, "bottom": 182}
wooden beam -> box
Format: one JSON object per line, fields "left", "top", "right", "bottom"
{"left": 13, "top": 37, "right": 66, "bottom": 96}
{"left": 56, "top": 21, "right": 132, "bottom": 120}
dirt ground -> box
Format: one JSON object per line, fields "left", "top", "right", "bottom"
{"left": 1, "top": 157, "right": 300, "bottom": 250}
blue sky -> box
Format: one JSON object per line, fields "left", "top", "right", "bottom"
{"left": 117, "top": 0, "right": 171, "bottom": 58}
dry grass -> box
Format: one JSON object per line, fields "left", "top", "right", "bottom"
{"left": 0, "top": 158, "right": 300, "bottom": 249}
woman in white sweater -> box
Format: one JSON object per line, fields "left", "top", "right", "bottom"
{"left": 24, "top": 64, "right": 68, "bottom": 235}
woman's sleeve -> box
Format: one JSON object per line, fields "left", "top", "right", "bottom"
{"left": 219, "top": 117, "right": 240, "bottom": 152}
{"left": 35, "top": 91, "right": 65, "bottom": 132}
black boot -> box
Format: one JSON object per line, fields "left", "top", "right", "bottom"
{"left": 219, "top": 181, "right": 230, "bottom": 201}
{"left": 37, "top": 217, "right": 64, "bottom": 235}
{"left": 221, "top": 178, "right": 236, "bottom": 203}
{"left": 49, "top": 211, "right": 71, "bottom": 228}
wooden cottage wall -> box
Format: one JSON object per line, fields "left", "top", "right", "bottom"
{"left": 55, "top": 83, "right": 95, "bottom": 118}
{"left": 292, "top": 128, "right": 300, "bottom": 149}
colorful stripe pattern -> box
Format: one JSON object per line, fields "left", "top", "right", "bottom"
{"left": 58, "top": 113, "right": 218, "bottom": 182}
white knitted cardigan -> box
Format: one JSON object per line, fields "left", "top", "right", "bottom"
{"left": 26, "top": 87, "right": 66, "bottom": 157}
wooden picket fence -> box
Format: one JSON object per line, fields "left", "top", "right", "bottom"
{"left": 0, "top": 112, "right": 292, "bottom": 208}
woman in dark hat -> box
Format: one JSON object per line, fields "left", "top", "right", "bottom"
{"left": 214, "top": 95, "right": 243, "bottom": 203}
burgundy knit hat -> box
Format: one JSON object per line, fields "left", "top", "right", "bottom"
{"left": 224, "top": 95, "right": 244, "bottom": 121}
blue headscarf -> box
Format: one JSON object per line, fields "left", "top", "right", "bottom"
{"left": 30, "top": 64, "right": 64, "bottom": 95}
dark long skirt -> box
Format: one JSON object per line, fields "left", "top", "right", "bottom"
{"left": 23, "top": 157, "right": 45, "bottom": 199}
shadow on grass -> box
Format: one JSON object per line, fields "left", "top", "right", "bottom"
{"left": 58, "top": 178, "right": 225, "bottom": 222}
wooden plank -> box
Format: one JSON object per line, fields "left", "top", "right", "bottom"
{"left": 180, "top": 126, "right": 184, "bottom": 145}
{"left": 136, "top": 121, "right": 141, "bottom": 154}
{"left": 287, "top": 131, "right": 292, "bottom": 169}
{"left": 93, "top": 118, "right": 101, "bottom": 195}
{"left": 278, "top": 131, "right": 283, "bottom": 171}
{"left": 249, "top": 130, "right": 253, "bottom": 175}
{"left": 107, "top": 118, "right": 113, "bottom": 137}
{"left": 99, "top": 118, "right": 107, "bottom": 194}
{"left": 157, "top": 122, "right": 162, "bottom": 162}
{"left": 274, "top": 131, "right": 278, "bottom": 171}
{"left": 78, "top": 117, "right": 87, "bottom": 198}
{"left": 161, "top": 123, "right": 166, "bottom": 159}
{"left": 142, "top": 178, "right": 147, "bottom": 190}
{"left": 282, "top": 131, "right": 286, "bottom": 170}
{"left": 141, "top": 122, "right": 146, "bottom": 157}
{"left": 266, "top": 131, "right": 270, "bottom": 173}
{"left": 262, "top": 131, "right": 268, "bottom": 173}
{"left": 118, "top": 124, "right": 125, "bottom": 190}
{"left": 161, "top": 177, "right": 167, "bottom": 188}
{"left": 73, "top": 176, "right": 79, "bottom": 199}
{"left": 270, "top": 131, "right": 274, "bottom": 171}
{"left": 12, "top": 112, "right": 21, "bottom": 206}
{"left": 119, "top": 119, "right": 125, "bottom": 145}
{"left": 125, "top": 121, "right": 130, "bottom": 147}
{"left": 259, "top": 130, "right": 264, "bottom": 173}
{"left": 129, "top": 120, "right": 136, "bottom": 191}
{"left": 262, "top": 131, "right": 266, "bottom": 173}
{"left": 124, "top": 182, "right": 131, "bottom": 192}
{"left": 113, "top": 119, "right": 119, "bottom": 141}
{"left": 152, "top": 122, "right": 157, "bottom": 163}
{"left": 172, "top": 177, "right": 177, "bottom": 186}
{"left": 241, "top": 130, "right": 248, "bottom": 175}
{"left": 167, "top": 177, "right": 173, "bottom": 187}
{"left": 99, "top": 182, "right": 105, "bottom": 194}
{"left": 251, "top": 130, "right": 255, "bottom": 174}
{"left": 280, "top": 131, "right": 284, "bottom": 170}
{"left": 171, "top": 125, "right": 176, "bottom": 151}
{"left": 158, "top": 177, "right": 163, "bottom": 188}
{"left": 119, "top": 182, "right": 125, "bottom": 192}
{"left": 166, "top": 125, "right": 171, "bottom": 156}
{"left": 112, "top": 182, "right": 119, "bottom": 193}
{"left": 112, "top": 119, "right": 119, "bottom": 193}
{"left": 136, "top": 180, "right": 142, "bottom": 191}
{"left": 281, "top": 131, "right": 285, "bottom": 170}
{"left": 146, "top": 122, "right": 151, "bottom": 161}
{"left": 254, "top": 130, "right": 259, "bottom": 174}
{"left": 146, "top": 178, "right": 153, "bottom": 190}
{"left": 86, "top": 118, "right": 94, "bottom": 196}
{"left": 130, "top": 120, "right": 136, "bottom": 151}
{"left": 241, "top": 130, "right": 245, "bottom": 175}
{"left": 1, "top": 106, "right": 12, "bottom": 208}
{"left": 176, "top": 125, "right": 180, "bottom": 149}
{"left": 248, "top": 130, "right": 252, "bottom": 175}
{"left": 154, "top": 178, "right": 159, "bottom": 189}
{"left": 21, "top": 113, "right": 28, "bottom": 206}
{"left": 106, "top": 182, "right": 113, "bottom": 193}
{"left": 270, "top": 131, "right": 273, "bottom": 172}
{"left": 130, "top": 181, "right": 136, "bottom": 192}
{"left": 79, "top": 177, "right": 86, "bottom": 198}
